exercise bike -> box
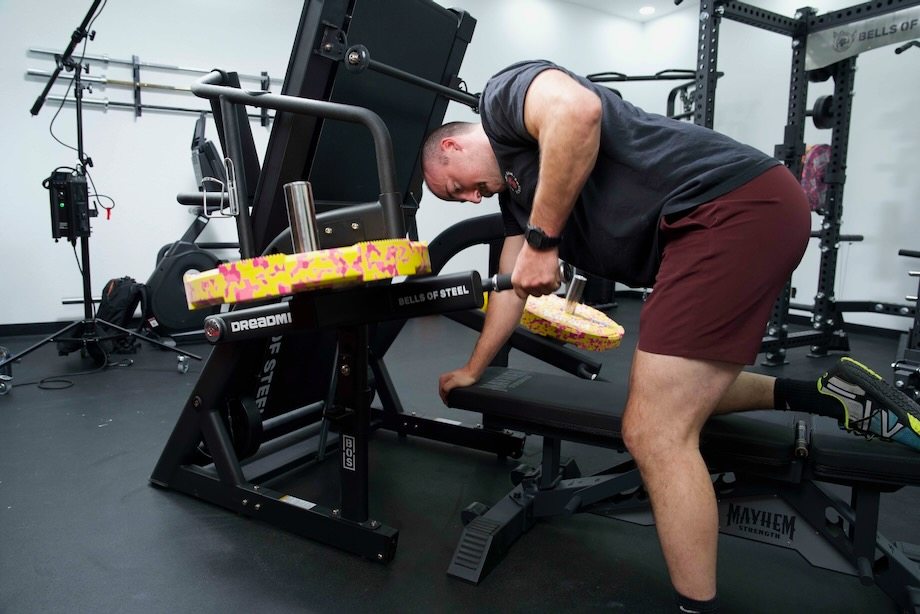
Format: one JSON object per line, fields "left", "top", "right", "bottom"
{"left": 145, "top": 114, "right": 237, "bottom": 338}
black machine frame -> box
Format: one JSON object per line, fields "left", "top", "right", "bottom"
{"left": 692, "top": 0, "right": 920, "bottom": 367}
{"left": 150, "top": 0, "right": 571, "bottom": 566}
{"left": 247, "top": 0, "right": 477, "bottom": 255}
{"left": 151, "top": 264, "right": 514, "bottom": 561}
{"left": 149, "top": 55, "right": 522, "bottom": 560}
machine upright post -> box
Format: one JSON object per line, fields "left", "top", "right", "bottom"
{"left": 333, "top": 325, "right": 371, "bottom": 524}
{"left": 693, "top": 1, "right": 722, "bottom": 128}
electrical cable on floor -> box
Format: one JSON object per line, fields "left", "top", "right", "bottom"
{"left": 12, "top": 356, "right": 133, "bottom": 391}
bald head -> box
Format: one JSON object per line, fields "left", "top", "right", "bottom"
{"left": 421, "top": 121, "right": 478, "bottom": 176}
{"left": 421, "top": 121, "right": 504, "bottom": 203}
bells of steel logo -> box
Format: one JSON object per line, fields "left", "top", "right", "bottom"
{"left": 833, "top": 29, "right": 857, "bottom": 52}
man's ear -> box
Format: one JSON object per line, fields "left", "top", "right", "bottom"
{"left": 442, "top": 137, "right": 462, "bottom": 153}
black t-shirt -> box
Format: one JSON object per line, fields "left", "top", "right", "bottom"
{"left": 480, "top": 60, "right": 779, "bottom": 287}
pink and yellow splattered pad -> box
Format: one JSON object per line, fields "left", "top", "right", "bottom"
{"left": 183, "top": 239, "right": 431, "bottom": 309}
{"left": 521, "top": 295, "right": 624, "bottom": 351}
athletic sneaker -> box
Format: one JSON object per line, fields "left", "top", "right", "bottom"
{"left": 817, "top": 357, "right": 920, "bottom": 451}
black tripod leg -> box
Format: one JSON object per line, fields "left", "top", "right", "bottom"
{"left": 0, "top": 320, "right": 84, "bottom": 369}
{"left": 94, "top": 318, "right": 202, "bottom": 360}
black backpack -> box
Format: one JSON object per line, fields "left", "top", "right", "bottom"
{"left": 57, "top": 277, "right": 149, "bottom": 357}
{"left": 96, "top": 277, "right": 149, "bottom": 354}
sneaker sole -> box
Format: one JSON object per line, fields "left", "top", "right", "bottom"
{"left": 834, "top": 358, "right": 920, "bottom": 433}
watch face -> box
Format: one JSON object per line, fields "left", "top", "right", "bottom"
{"left": 525, "top": 225, "right": 558, "bottom": 249}
{"left": 525, "top": 227, "right": 543, "bottom": 248}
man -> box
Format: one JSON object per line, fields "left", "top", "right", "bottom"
{"left": 422, "top": 60, "right": 920, "bottom": 612}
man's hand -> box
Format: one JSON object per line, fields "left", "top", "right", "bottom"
{"left": 511, "top": 244, "right": 561, "bottom": 299}
{"left": 439, "top": 367, "right": 479, "bottom": 404}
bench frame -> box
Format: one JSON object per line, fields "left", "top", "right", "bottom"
{"left": 447, "top": 367, "right": 920, "bottom": 611}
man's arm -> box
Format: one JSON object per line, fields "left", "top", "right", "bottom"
{"left": 438, "top": 234, "right": 526, "bottom": 403}
{"left": 511, "top": 69, "right": 602, "bottom": 298}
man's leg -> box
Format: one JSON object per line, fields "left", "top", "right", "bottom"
{"left": 714, "top": 371, "right": 774, "bottom": 413}
{"left": 626, "top": 354, "right": 920, "bottom": 604}
{"left": 621, "top": 349, "right": 743, "bottom": 602}
{"left": 625, "top": 168, "right": 810, "bottom": 607}
{"left": 713, "top": 365, "right": 920, "bottom": 454}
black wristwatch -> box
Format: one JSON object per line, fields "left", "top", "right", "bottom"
{"left": 524, "top": 224, "right": 562, "bottom": 250}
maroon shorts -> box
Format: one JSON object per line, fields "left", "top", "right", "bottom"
{"left": 638, "top": 165, "right": 811, "bottom": 365}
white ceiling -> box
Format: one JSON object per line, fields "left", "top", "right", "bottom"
{"left": 560, "top": 0, "right": 688, "bottom": 23}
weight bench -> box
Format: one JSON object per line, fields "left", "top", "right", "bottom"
{"left": 446, "top": 367, "right": 920, "bottom": 611}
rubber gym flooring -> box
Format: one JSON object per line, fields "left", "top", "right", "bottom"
{"left": 0, "top": 294, "right": 916, "bottom": 613}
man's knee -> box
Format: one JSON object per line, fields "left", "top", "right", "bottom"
{"left": 622, "top": 350, "right": 743, "bottom": 462}
{"left": 622, "top": 403, "right": 670, "bottom": 465}
{"left": 621, "top": 393, "right": 707, "bottom": 466}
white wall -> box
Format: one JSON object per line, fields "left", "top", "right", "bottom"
{"left": 0, "top": 0, "right": 300, "bottom": 327}
{"left": 2, "top": 0, "right": 917, "bottom": 333}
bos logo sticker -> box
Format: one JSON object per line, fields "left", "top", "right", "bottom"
{"left": 342, "top": 434, "right": 356, "bottom": 471}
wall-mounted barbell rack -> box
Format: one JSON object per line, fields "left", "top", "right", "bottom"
{"left": 26, "top": 47, "right": 280, "bottom": 126}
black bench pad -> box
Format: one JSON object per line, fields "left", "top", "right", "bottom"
{"left": 448, "top": 367, "right": 920, "bottom": 488}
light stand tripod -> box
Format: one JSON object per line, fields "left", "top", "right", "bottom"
{"left": 0, "top": 0, "right": 199, "bottom": 395}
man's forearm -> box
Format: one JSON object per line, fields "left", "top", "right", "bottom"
{"left": 464, "top": 290, "right": 526, "bottom": 377}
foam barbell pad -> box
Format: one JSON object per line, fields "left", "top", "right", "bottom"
{"left": 521, "top": 294, "right": 624, "bottom": 351}
{"left": 801, "top": 143, "right": 830, "bottom": 212}
{"left": 183, "top": 239, "right": 431, "bottom": 309}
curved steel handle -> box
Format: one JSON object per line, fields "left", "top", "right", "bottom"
{"left": 192, "top": 70, "right": 404, "bottom": 239}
